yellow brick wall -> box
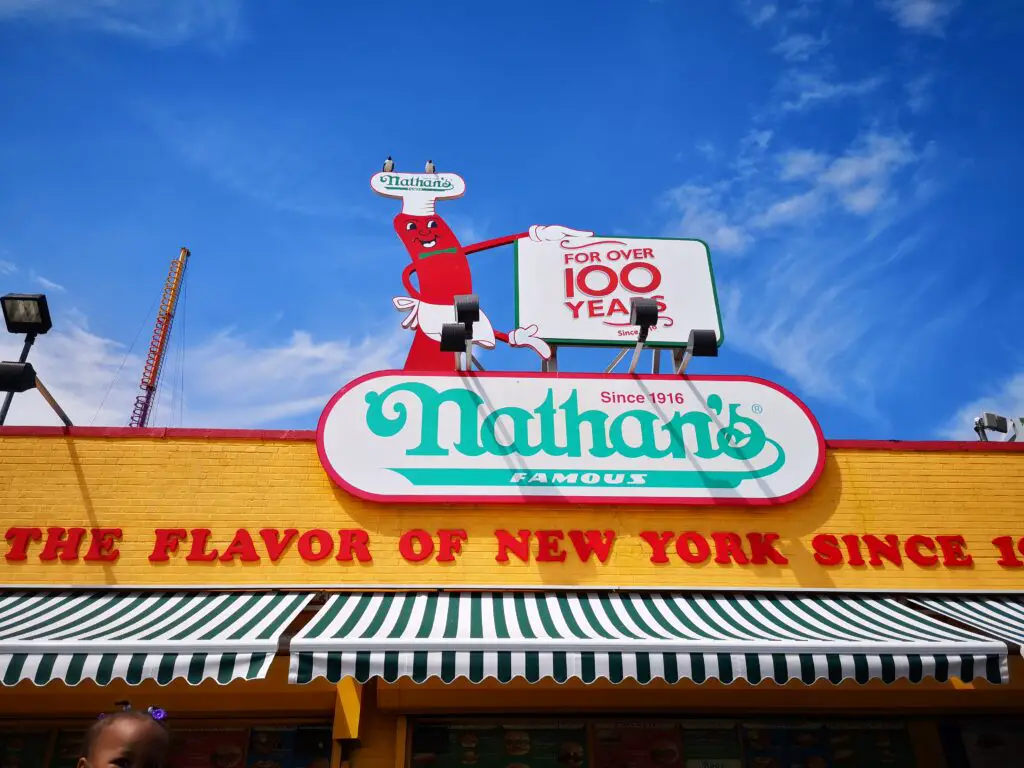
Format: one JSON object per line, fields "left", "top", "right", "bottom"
{"left": 1, "top": 433, "right": 1023, "bottom": 590}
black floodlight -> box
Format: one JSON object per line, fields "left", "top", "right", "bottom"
{"left": 629, "top": 298, "right": 659, "bottom": 342}
{"left": 0, "top": 361, "right": 72, "bottom": 427}
{"left": 440, "top": 322, "right": 468, "bottom": 352}
{"left": 1, "top": 294, "right": 52, "bottom": 335}
{"left": 675, "top": 329, "right": 720, "bottom": 376}
{"left": 627, "top": 297, "right": 660, "bottom": 375}
{"left": 974, "top": 412, "right": 1018, "bottom": 442}
{"left": 440, "top": 322, "right": 469, "bottom": 371}
{"left": 0, "top": 361, "right": 37, "bottom": 394}
{"left": 454, "top": 294, "right": 479, "bottom": 366}
{"left": 980, "top": 412, "right": 1009, "bottom": 433}
{"left": 454, "top": 294, "right": 480, "bottom": 330}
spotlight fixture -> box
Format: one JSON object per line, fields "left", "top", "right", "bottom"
{"left": 675, "top": 329, "right": 719, "bottom": 376}
{"left": 626, "top": 298, "right": 660, "bottom": 375}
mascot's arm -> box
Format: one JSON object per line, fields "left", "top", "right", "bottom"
{"left": 401, "top": 263, "right": 421, "bottom": 299}
{"left": 464, "top": 232, "right": 528, "bottom": 255}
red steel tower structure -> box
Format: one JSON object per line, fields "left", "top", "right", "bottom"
{"left": 128, "top": 247, "right": 190, "bottom": 428}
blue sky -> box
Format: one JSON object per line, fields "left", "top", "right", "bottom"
{"left": 0, "top": 0, "right": 1022, "bottom": 438}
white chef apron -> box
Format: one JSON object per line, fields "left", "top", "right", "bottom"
{"left": 393, "top": 297, "right": 496, "bottom": 348}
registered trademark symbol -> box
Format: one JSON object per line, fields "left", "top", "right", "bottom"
{"left": 752, "top": 404, "right": 763, "bottom": 414}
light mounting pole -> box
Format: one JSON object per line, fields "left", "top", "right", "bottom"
{"left": 0, "top": 294, "right": 53, "bottom": 426}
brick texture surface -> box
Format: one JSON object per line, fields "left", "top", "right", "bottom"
{"left": 1, "top": 434, "right": 1022, "bottom": 590}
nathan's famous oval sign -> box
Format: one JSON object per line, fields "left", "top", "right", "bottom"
{"left": 317, "top": 372, "right": 824, "bottom": 506}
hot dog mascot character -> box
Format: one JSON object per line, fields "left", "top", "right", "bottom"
{"left": 371, "top": 167, "right": 592, "bottom": 372}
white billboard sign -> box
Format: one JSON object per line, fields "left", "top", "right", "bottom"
{"left": 317, "top": 372, "right": 824, "bottom": 505}
{"left": 514, "top": 236, "right": 723, "bottom": 348}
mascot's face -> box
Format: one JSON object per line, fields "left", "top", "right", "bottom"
{"left": 394, "top": 213, "right": 461, "bottom": 257}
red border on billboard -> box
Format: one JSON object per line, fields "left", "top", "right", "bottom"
{"left": 314, "top": 370, "right": 829, "bottom": 507}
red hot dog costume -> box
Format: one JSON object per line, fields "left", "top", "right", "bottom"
{"left": 371, "top": 171, "right": 592, "bottom": 372}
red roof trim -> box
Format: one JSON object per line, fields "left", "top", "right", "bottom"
{"left": 827, "top": 439, "right": 1024, "bottom": 452}
{"left": 0, "top": 426, "right": 317, "bottom": 441}
{"left": 0, "top": 427, "right": 1021, "bottom": 451}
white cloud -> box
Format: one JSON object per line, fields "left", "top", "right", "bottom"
{"left": 180, "top": 328, "right": 406, "bottom": 427}
{"left": 877, "top": 0, "right": 960, "bottom": 36}
{"left": 939, "top": 373, "right": 1024, "bottom": 440}
{"left": 773, "top": 33, "right": 829, "bottom": 62}
{"left": 787, "top": 0, "right": 822, "bottom": 20}
{"left": 669, "top": 131, "right": 914, "bottom": 251}
{"left": 0, "top": 314, "right": 406, "bottom": 429}
{"left": 142, "top": 109, "right": 368, "bottom": 219}
{"left": 0, "top": 0, "right": 243, "bottom": 47}
{"left": 778, "top": 149, "right": 828, "bottom": 180}
{"left": 818, "top": 133, "right": 915, "bottom": 213}
{"left": 779, "top": 71, "right": 885, "bottom": 111}
{"left": 32, "top": 274, "right": 66, "bottom": 293}
{"left": 0, "top": 259, "right": 15, "bottom": 275}
{"left": 750, "top": 189, "right": 823, "bottom": 227}
{"left": 695, "top": 141, "right": 718, "bottom": 161}
{"left": 906, "top": 74, "right": 934, "bottom": 113}
{"left": 663, "top": 128, "right": 945, "bottom": 412}
{"left": 742, "top": 2, "right": 777, "bottom": 27}
{"left": 666, "top": 184, "right": 752, "bottom": 253}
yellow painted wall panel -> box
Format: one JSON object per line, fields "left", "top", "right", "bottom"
{"left": 1, "top": 434, "right": 1022, "bottom": 591}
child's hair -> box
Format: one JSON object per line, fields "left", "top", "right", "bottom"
{"left": 83, "top": 709, "right": 169, "bottom": 758}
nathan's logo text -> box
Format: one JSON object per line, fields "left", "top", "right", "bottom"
{"left": 317, "top": 373, "right": 825, "bottom": 504}
{"left": 362, "top": 382, "right": 783, "bottom": 489}
{"left": 377, "top": 174, "right": 454, "bottom": 192}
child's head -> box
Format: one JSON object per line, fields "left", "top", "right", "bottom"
{"left": 77, "top": 711, "right": 170, "bottom": 768}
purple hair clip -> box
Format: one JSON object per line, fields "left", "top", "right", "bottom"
{"left": 96, "top": 703, "right": 166, "bottom": 721}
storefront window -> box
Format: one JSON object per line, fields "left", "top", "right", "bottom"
{"left": 0, "top": 726, "right": 331, "bottom": 768}
{"left": 410, "top": 719, "right": 918, "bottom": 768}
{"left": 939, "top": 718, "right": 1024, "bottom": 768}
{"left": 410, "top": 721, "right": 588, "bottom": 768}
{"left": 0, "top": 730, "right": 52, "bottom": 768}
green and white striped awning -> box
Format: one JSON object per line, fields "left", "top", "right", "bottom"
{"left": 0, "top": 591, "right": 313, "bottom": 686}
{"left": 289, "top": 591, "right": 1008, "bottom": 686}
{"left": 912, "top": 597, "right": 1024, "bottom": 655}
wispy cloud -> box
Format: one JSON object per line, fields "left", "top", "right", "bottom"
{"left": 671, "top": 131, "right": 916, "bottom": 253}
{"left": 663, "top": 128, "right": 952, "bottom": 414}
{"left": 0, "top": 313, "right": 406, "bottom": 428}
{"left": 787, "top": 0, "right": 822, "bottom": 20}
{"left": 773, "top": 32, "right": 829, "bottom": 62}
{"left": 666, "top": 184, "right": 752, "bottom": 253}
{"left": 939, "top": 372, "right": 1024, "bottom": 440}
{"left": 695, "top": 141, "right": 719, "bottom": 161}
{"left": 141, "top": 108, "right": 373, "bottom": 219}
{"left": 0, "top": 0, "right": 244, "bottom": 47}
{"left": 905, "top": 73, "right": 934, "bottom": 113}
{"left": 877, "top": 0, "right": 960, "bottom": 36}
{"left": 0, "top": 259, "right": 15, "bottom": 276}
{"left": 32, "top": 273, "right": 66, "bottom": 293}
{"left": 742, "top": 1, "right": 778, "bottom": 27}
{"left": 778, "top": 71, "right": 886, "bottom": 111}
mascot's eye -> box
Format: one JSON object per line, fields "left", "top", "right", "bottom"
{"left": 427, "top": 220, "right": 438, "bottom": 229}
{"left": 405, "top": 221, "right": 417, "bottom": 231}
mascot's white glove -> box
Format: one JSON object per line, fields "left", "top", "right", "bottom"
{"left": 508, "top": 324, "right": 552, "bottom": 359}
{"left": 529, "top": 224, "right": 594, "bottom": 242}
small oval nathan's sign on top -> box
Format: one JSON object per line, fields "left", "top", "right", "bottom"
{"left": 317, "top": 372, "right": 825, "bottom": 505}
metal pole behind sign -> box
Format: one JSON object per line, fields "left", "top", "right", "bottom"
{"left": 0, "top": 333, "right": 36, "bottom": 426}
{"left": 34, "top": 376, "right": 72, "bottom": 427}
{"left": 542, "top": 345, "right": 558, "bottom": 373}
{"left": 604, "top": 348, "right": 628, "bottom": 374}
